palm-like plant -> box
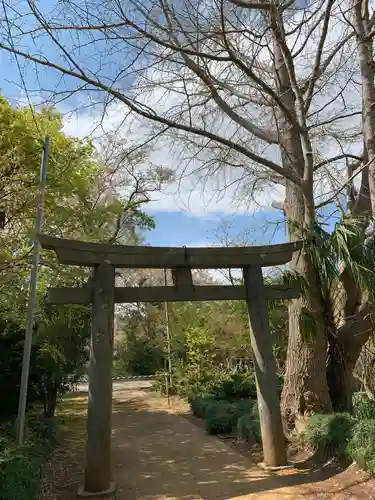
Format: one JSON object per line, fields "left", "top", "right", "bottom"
{"left": 283, "top": 217, "right": 375, "bottom": 412}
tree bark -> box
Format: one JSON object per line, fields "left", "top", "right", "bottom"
{"left": 354, "top": 336, "right": 375, "bottom": 399}
{"left": 321, "top": 0, "right": 375, "bottom": 415}
{"left": 326, "top": 338, "right": 355, "bottom": 413}
{"left": 270, "top": 7, "right": 332, "bottom": 425}
{"left": 281, "top": 183, "right": 332, "bottom": 425}
{"left": 352, "top": 0, "right": 375, "bottom": 213}
{"left": 44, "top": 384, "right": 58, "bottom": 418}
{"left": 327, "top": 304, "right": 374, "bottom": 412}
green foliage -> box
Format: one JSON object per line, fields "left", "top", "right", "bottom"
{"left": 0, "top": 418, "right": 56, "bottom": 500}
{"left": 0, "top": 96, "right": 158, "bottom": 421}
{"left": 347, "top": 419, "right": 375, "bottom": 473}
{"left": 237, "top": 405, "right": 261, "bottom": 443}
{"left": 209, "top": 372, "right": 257, "bottom": 401}
{"left": 158, "top": 365, "right": 257, "bottom": 402}
{"left": 0, "top": 303, "right": 90, "bottom": 421}
{"left": 0, "top": 321, "right": 38, "bottom": 420}
{"left": 116, "top": 336, "right": 164, "bottom": 376}
{"left": 203, "top": 399, "right": 254, "bottom": 435}
{"left": 302, "top": 413, "right": 355, "bottom": 457}
{"left": 189, "top": 395, "right": 217, "bottom": 419}
{"left": 232, "top": 399, "right": 255, "bottom": 418}
{"left": 185, "top": 326, "right": 215, "bottom": 367}
{"left": 121, "top": 279, "right": 288, "bottom": 412}
{"left": 189, "top": 394, "right": 255, "bottom": 436}
{"left": 204, "top": 401, "right": 240, "bottom": 435}
{"left": 112, "top": 359, "right": 124, "bottom": 377}
{"left": 353, "top": 393, "right": 375, "bottom": 420}
{"left": 284, "top": 218, "right": 375, "bottom": 340}
{"left": 301, "top": 402, "right": 375, "bottom": 471}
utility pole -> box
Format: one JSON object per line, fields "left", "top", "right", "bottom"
{"left": 16, "top": 136, "right": 50, "bottom": 445}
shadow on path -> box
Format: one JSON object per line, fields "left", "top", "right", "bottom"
{"left": 111, "top": 395, "right": 368, "bottom": 500}
{"left": 43, "top": 390, "right": 373, "bottom": 500}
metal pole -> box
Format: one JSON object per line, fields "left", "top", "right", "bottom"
{"left": 164, "top": 357, "right": 170, "bottom": 407}
{"left": 164, "top": 269, "right": 173, "bottom": 388}
{"left": 16, "top": 136, "right": 50, "bottom": 446}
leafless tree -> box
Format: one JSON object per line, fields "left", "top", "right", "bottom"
{"left": 1, "top": 0, "right": 375, "bottom": 424}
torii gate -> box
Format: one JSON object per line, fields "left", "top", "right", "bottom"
{"left": 39, "top": 234, "right": 302, "bottom": 497}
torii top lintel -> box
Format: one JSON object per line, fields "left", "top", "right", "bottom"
{"left": 38, "top": 234, "right": 303, "bottom": 269}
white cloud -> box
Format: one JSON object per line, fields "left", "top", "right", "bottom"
{"left": 53, "top": 1, "right": 362, "bottom": 218}
{"left": 61, "top": 99, "right": 285, "bottom": 215}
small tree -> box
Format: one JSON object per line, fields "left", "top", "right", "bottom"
{"left": 31, "top": 303, "right": 91, "bottom": 418}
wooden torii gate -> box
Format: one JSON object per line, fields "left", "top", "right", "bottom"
{"left": 39, "top": 234, "right": 302, "bottom": 497}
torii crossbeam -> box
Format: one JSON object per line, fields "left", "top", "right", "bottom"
{"left": 39, "top": 234, "right": 302, "bottom": 497}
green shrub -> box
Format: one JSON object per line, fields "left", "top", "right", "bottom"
{"left": 203, "top": 399, "right": 255, "bottom": 435}
{"left": 154, "top": 364, "right": 258, "bottom": 402}
{"left": 302, "top": 413, "right": 355, "bottom": 457}
{"left": 209, "top": 372, "right": 257, "bottom": 401}
{"left": 237, "top": 405, "right": 261, "bottom": 443}
{"left": 231, "top": 398, "right": 254, "bottom": 419}
{"left": 205, "top": 401, "right": 239, "bottom": 435}
{"left": 117, "top": 337, "right": 164, "bottom": 376}
{"left": 189, "top": 394, "right": 217, "bottom": 418}
{"left": 347, "top": 419, "right": 375, "bottom": 473}
{"left": 153, "top": 365, "right": 219, "bottom": 398}
{"left": 237, "top": 416, "right": 261, "bottom": 443}
{"left": 0, "top": 418, "right": 57, "bottom": 500}
{"left": 353, "top": 392, "right": 375, "bottom": 420}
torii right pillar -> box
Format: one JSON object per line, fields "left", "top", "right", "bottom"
{"left": 243, "top": 264, "right": 287, "bottom": 467}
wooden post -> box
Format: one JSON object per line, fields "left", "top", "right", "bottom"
{"left": 243, "top": 265, "right": 287, "bottom": 467}
{"left": 81, "top": 264, "right": 116, "bottom": 496}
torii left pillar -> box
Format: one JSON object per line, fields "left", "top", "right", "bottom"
{"left": 78, "top": 263, "right": 116, "bottom": 497}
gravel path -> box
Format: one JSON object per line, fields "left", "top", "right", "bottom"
{"left": 42, "top": 386, "right": 375, "bottom": 499}
{"left": 110, "top": 389, "right": 374, "bottom": 500}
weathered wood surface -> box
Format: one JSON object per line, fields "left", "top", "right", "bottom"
{"left": 172, "top": 268, "right": 193, "bottom": 287}
{"left": 243, "top": 264, "right": 287, "bottom": 467}
{"left": 48, "top": 283, "right": 300, "bottom": 304}
{"left": 84, "top": 264, "right": 115, "bottom": 494}
{"left": 38, "top": 234, "right": 302, "bottom": 268}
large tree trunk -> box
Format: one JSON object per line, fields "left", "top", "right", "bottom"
{"left": 352, "top": 0, "right": 375, "bottom": 213}
{"left": 326, "top": 338, "right": 357, "bottom": 413}
{"left": 324, "top": 0, "right": 375, "bottom": 414}
{"left": 282, "top": 298, "right": 333, "bottom": 424}
{"left": 270, "top": 7, "right": 332, "bottom": 426}
{"left": 327, "top": 302, "right": 374, "bottom": 411}
{"left": 276, "top": 1, "right": 375, "bottom": 425}
{"left": 354, "top": 335, "right": 375, "bottom": 399}
{"left": 281, "top": 182, "right": 333, "bottom": 426}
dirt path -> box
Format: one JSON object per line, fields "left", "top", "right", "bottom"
{"left": 42, "top": 388, "right": 375, "bottom": 499}
{"left": 111, "top": 390, "right": 374, "bottom": 500}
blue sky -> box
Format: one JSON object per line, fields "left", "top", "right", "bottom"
{"left": 0, "top": 14, "right": 287, "bottom": 250}
{"left": 0, "top": 1, "right": 342, "bottom": 250}
{"left": 142, "top": 205, "right": 340, "bottom": 247}
{"left": 143, "top": 210, "right": 286, "bottom": 247}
